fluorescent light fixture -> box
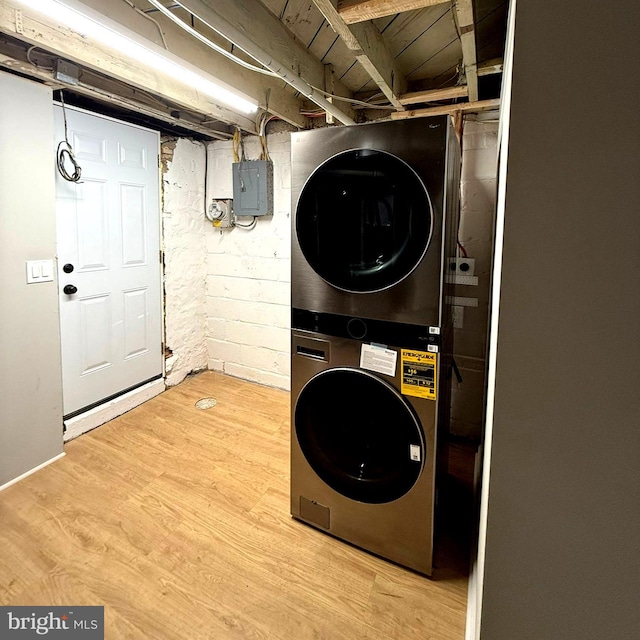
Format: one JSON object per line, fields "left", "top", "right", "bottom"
{"left": 16, "top": 0, "right": 259, "bottom": 115}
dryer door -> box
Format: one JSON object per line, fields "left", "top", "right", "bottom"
{"left": 295, "top": 368, "right": 424, "bottom": 504}
{"left": 296, "top": 149, "right": 433, "bottom": 293}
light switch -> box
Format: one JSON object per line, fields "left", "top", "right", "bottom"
{"left": 26, "top": 260, "right": 54, "bottom": 284}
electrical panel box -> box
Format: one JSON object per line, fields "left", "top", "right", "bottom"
{"left": 232, "top": 160, "right": 273, "bottom": 217}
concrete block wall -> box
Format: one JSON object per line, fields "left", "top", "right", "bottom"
{"left": 205, "top": 133, "right": 291, "bottom": 390}
{"left": 162, "top": 137, "right": 209, "bottom": 386}
{"left": 450, "top": 116, "right": 499, "bottom": 440}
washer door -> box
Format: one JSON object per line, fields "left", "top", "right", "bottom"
{"left": 295, "top": 368, "right": 424, "bottom": 504}
{"left": 296, "top": 149, "right": 433, "bottom": 293}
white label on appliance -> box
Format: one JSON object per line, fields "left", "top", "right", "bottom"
{"left": 360, "top": 343, "right": 397, "bottom": 377}
{"left": 427, "top": 345, "right": 439, "bottom": 353}
{"left": 410, "top": 444, "right": 421, "bottom": 462}
{"left": 429, "top": 326, "right": 440, "bottom": 335}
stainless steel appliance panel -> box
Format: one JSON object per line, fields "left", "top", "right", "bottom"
{"left": 291, "top": 117, "right": 456, "bottom": 327}
{"left": 290, "top": 329, "right": 445, "bottom": 575}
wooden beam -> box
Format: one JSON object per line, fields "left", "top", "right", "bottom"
{"left": 338, "top": 0, "right": 450, "bottom": 25}
{"left": 78, "top": 0, "right": 307, "bottom": 128}
{"left": 478, "top": 57, "right": 503, "bottom": 76}
{"left": 390, "top": 98, "right": 500, "bottom": 119}
{"left": 0, "top": 53, "right": 233, "bottom": 139}
{"left": 399, "top": 85, "right": 468, "bottom": 106}
{"left": 324, "top": 64, "right": 335, "bottom": 124}
{"left": 312, "top": 0, "right": 406, "bottom": 110}
{"left": 176, "top": 0, "right": 355, "bottom": 124}
{"left": 452, "top": 0, "right": 478, "bottom": 101}
{"left": 0, "top": 1, "right": 261, "bottom": 131}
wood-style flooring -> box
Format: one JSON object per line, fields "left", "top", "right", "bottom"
{"left": 0, "top": 371, "right": 471, "bottom": 639}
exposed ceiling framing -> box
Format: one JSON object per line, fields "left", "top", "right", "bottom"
{"left": 337, "top": 0, "right": 451, "bottom": 24}
{"left": 0, "top": 0, "right": 507, "bottom": 137}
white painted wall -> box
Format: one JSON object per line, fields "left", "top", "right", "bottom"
{"left": 162, "top": 138, "right": 209, "bottom": 387}
{"left": 205, "top": 133, "right": 291, "bottom": 390}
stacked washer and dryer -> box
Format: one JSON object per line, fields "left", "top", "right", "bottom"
{"left": 289, "top": 117, "right": 460, "bottom": 576}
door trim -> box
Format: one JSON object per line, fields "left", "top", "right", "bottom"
{"left": 63, "top": 373, "right": 163, "bottom": 420}
{"left": 63, "top": 377, "right": 165, "bottom": 442}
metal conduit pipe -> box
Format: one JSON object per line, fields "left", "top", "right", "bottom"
{"left": 173, "top": 0, "right": 356, "bottom": 126}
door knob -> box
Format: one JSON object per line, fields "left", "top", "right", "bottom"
{"left": 63, "top": 263, "right": 74, "bottom": 273}
{"left": 63, "top": 284, "right": 77, "bottom": 295}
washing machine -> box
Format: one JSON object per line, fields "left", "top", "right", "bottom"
{"left": 291, "top": 116, "right": 460, "bottom": 328}
{"left": 290, "top": 327, "right": 451, "bottom": 576}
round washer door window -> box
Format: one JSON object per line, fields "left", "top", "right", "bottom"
{"left": 295, "top": 368, "right": 424, "bottom": 504}
{"left": 296, "top": 149, "right": 433, "bottom": 293}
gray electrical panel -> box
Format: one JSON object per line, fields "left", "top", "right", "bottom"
{"left": 232, "top": 160, "right": 273, "bottom": 217}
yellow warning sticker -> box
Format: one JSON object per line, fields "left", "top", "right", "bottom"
{"left": 401, "top": 349, "right": 437, "bottom": 400}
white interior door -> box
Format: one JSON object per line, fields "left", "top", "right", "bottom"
{"left": 55, "top": 105, "right": 162, "bottom": 418}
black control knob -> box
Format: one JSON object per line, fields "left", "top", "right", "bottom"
{"left": 63, "top": 284, "right": 77, "bottom": 295}
{"left": 63, "top": 263, "right": 74, "bottom": 273}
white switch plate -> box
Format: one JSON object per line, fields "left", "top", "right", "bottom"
{"left": 26, "top": 260, "right": 54, "bottom": 284}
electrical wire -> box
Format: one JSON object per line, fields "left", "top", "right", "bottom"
{"left": 232, "top": 128, "right": 241, "bottom": 163}
{"left": 258, "top": 112, "right": 276, "bottom": 161}
{"left": 56, "top": 92, "right": 83, "bottom": 183}
{"left": 148, "top": 0, "right": 390, "bottom": 114}
{"left": 307, "top": 84, "right": 394, "bottom": 110}
{"left": 122, "top": 0, "right": 169, "bottom": 49}
{"left": 232, "top": 127, "right": 246, "bottom": 162}
{"left": 233, "top": 216, "right": 257, "bottom": 230}
{"left": 145, "top": 0, "right": 279, "bottom": 77}
{"left": 26, "top": 45, "right": 54, "bottom": 70}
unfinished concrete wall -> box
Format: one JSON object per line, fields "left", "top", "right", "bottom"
{"left": 205, "top": 133, "right": 291, "bottom": 390}
{"left": 162, "top": 137, "right": 209, "bottom": 387}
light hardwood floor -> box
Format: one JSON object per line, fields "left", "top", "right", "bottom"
{"left": 0, "top": 371, "right": 471, "bottom": 639}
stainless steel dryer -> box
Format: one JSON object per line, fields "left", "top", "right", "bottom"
{"left": 291, "top": 116, "right": 460, "bottom": 328}
{"left": 290, "top": 327, "right": 450, "bottom": 576}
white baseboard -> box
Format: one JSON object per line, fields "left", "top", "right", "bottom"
{"left": 63, "top": 378, "right": 165, "bottom": 442}
{"left": 0, "top": 452, "right": 66, "bottom": 492}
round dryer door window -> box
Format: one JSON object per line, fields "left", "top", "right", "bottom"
{"left": 295, "top": 368, "right": 424, "bottom": 504}
{"left": 296, "top": 149, "right": 433, "bottom": 293}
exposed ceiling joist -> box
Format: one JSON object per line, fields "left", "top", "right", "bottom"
{"left": 478, "top": 57, "right": 503, "bottom": 76}
{"left": 0, "top": 0, "right": 260, "bottom": 131}
{"left": 311, "top": 0, "right": 406, "bottom": 110}
{"left": 0, "top": 52, "right": 232, "bottom": 139}
{"left": 75, "top": 0, "right": 312, "bottom": 128}
{"left": 399, "top": 85, "right": 468, "bottom": 106}
{"left": 1, "top": 1, "right": 505, "bottom": 129}
{"left": 176, "top": 0, "right": 355, "bottom": 125}
{"left": 397, "top": 57, "right": 503, "bottom": 107}
{"left": 453, "top": 0, "right": 478, "bottom": 101}
{"left": 338, "top": 0, "right": 450, "bottom": 25}
{"left": 390, "top": 97, "right": 499, "bottom": 119}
